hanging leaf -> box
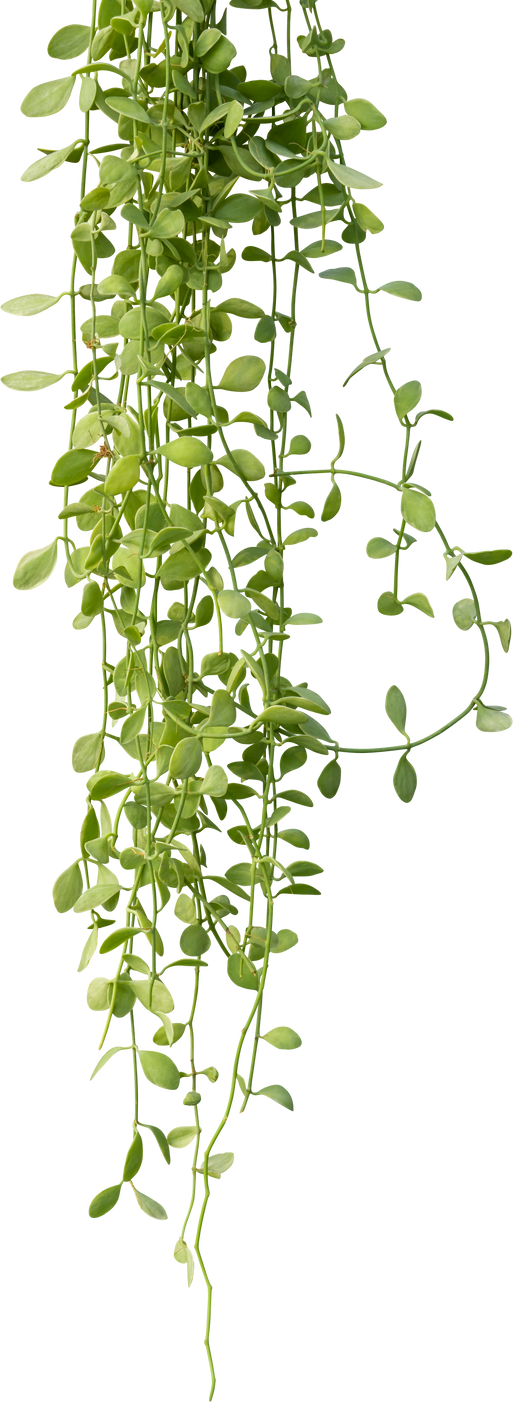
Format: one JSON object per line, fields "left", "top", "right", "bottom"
{"left": 377, "top": 592, "right": 403, "bottom": 616}
{"left": 171, "top": 1244, "right": 197, "bottom": 1284}
{"left": 463, "top": 549, "right": 512, "bottom": 566}
{"left": 393, "top": 754, "right": 417, "bottom": 802}
{"left": 394, "top": 381, "right": 422, "bottom": 420}
{"left": 321, "top": 482, "right": 342, "bottom": 521}
{"left": 76, "top": 75, "right": 97, "bottom": 113}
{"left": 72, "top": 732, "right": 105, "bottom": 773}
{"left": 343, "top": 346, "right": 390, "bottom": 387}
{"left": 53, "top": 861, "right": 83, "bottom": 913}
{"left": 444, "top": 550, "right": 463, "bottom": 579}
{"left": 255, "top": 1084, "right": 294, "bottom": 1111}
{"left": 217, "top": 586, "right": 253, "bottom": 625}
{"left": 380, "top": 281, "right": 422, "bottom": 301}
{"left": 344, "top": 97, "right": 387, "bottom": 130}
{"left": 48, "top": 24, "right": 90, "bottom": 59}
{"left": 262, "top": 1027, "right": 302, "bottom": 1050}
{"left": 21, "top": 76, "right": 76, "bottom": 118}
{"left": 78, "top": 928, "right": 98, "bottom": 972}
{"left": 401, "top": 487, "right": 436, "bottom": 533}
{"left": 123, "top": 1132, "right": 143, "bottom": 1182}
{"left": 2, "top": 292, "right": 62, "bottom": 315}
{"left": 326, "top": 114, "right": 361, "bottom": 140}
{"left": 327, "top": 159, "right": 382, "bottom": 190}
{"left": 158, "top": 434, "right": 213, "bottom": 466}
{"left": 2, "top": 370, "right": 67, "bottom": 391}
{"left": 385, "top": 685, "right": 408, "bottom": 737}
{"left": 452, "top": 598, "right": 477, "bottom": 631}
{"left": 90, "top": 1046, "right": 130, "bottom": 1081}
{"left": 402, "top": 593, "right": 434, "bottom": 617}
{"left": 197, "top": 1152, "right": 234, "bottom": 1178}
{"left": 227, "top": 953, "right": 260, "bottom": 990}
{"left": 21, "top": 140, "right": 80, "bottom": 183}
{"left": 50, "top": 454, "right": 98, "bottom": 493}
{"left": 283, "top": 528, "right": 318, "bottom": 546}
{"left": 89, "top": 1183, "right": 122, "bottom": 1218}
{"left": 319, "top": 266, "right": 357, "bottom": 288}
{"left": 475, "top": 702, "right": 512, "bottom": 733}
{"left": 317, "top": 760, "right": 341, "bottom": 798}
{"left": 218, "top": 356, "right": 266, "bottom": 392}
{"left": 169, "top": 738, "right": 202, "bottom": 779}
{"left": 138, "top": 1050, "right": 180, "bottom": 1091}
{"left": 132, "top": 1184, "right": 168, "bottom": 1219}
{"left": 353, "top": 202, "right": 384, "bottom": 234}
{"left": 13, "top": 539, "right": 58, "bottom": 590}
{"left": 491, "top": 619, "right": 511, "bottom": 653}
{"left": 167, "top": 1126, "right": 197, "bottom": 1149}
{"left": 366, "top": 537, "right": 396, "bottom": 559}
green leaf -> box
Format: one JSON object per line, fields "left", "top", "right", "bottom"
{"left": 402, "top": 592, "right": 434, "bottom": 617}
{"left": 132, "top": 1184, "right": 168, "bottom": 1219}
{"left": 218, "top": 356, "right": 266, "bottom": 392}
{"left": 21, "top": 76, "right": 75, "bottom": 118}
{"left": 475, "top": 701, "right": 512, "bottom": 733}
{"left": 394, "top": 381, "right": 422, "bottom": 420}
{"left": 319, "top": 266, "right": 357, "bottom": 288}
{"left": 1, "top": 364, "right": 69, "bottom": 392}
{"left": 377, "top": 592, "right": 404, "bottom": 616}
{"left": 106, "top": 94, "right": 150, "bottom": 124}
{"left": 401, "top": 487, "right": 436, "bottom": 533}
{"left": 242, "top": 586, "right": 278, "bottom": 619}
{"left": 132, "top": 979, "right": 174, "bottom": 1015}
{"left": 142, "top": 1124, "right": 171, "bottom": 1164}
{"left": 87, "top": 771, "right": 131, "bottom": 799}
{"left": 99, "top": 928, "right": 133, "bottom": 954}
{"left": 105, "top": 454, "right": 141, "bottom": 494}
{"left": 180, "top": 925, "right": 211, "bottom": 957}
{"left": 283, "top": 528, "right": 318, "bottom": 546}
{"left": 393, "top": 754, "right": 417, "bottom": 802}
{"left": 174, "top": 893, "right": 197, "bottom": 924}
{"left": 227, "top": 952, "right": 260, "bottom": 991}
{"left": 200, "top": 765, "right": 228, "bottom": 797}
{"left": 262, "top": 1026, "right": 302, "bottom": 1049}
{"left": 50, "top": 448, "right": 96, "bottom": 487}
{"left": 278, "top": 829, "right": 310, "bottom": 849}
{"left": 123, "top": 1131, "right": 143, "bottom": 1181}
{"left": 326, "top": 114, "right": 361, "bottom": 140}
{"left": 13, "top": 538, "right": 58, "bottom": 590}
{"left": 75, "top": 925, "right": 98, "bottom": 970}
{"left": 255, "top": 1084, "right": 294, "bottom": 1111}
{"left": 209, "top": 689, "right": 236, "bottom": 727}
{"left": 258, "top": 706, "right": 306, "bottom": 727}
{"left": 321, "top": 482, "right": 342, "bottom": 521}
{"left": 380, "top": 281, "right": 422, "bottom": 302}
{"left": 287, "top": 613, "right": 322, "bottom": 626}
{"left": 366, "top": 537, "right": 396, "bottom": 559}
{"left": 344, "top": 98, "right": 387, "bottom": 130}
{"left": 218, "top": 589, "right": 252, "bottom": 619}
{"left": 90, "top": 1046, "right": 130, "bottom": 1081}
{"left": 76, "top": 75, "right": 97, "bottom": 113}
{"left": 198, "top": 1152, "right": 234, "bottom": 1178}
{"left": 74, "top": 880, "right": 119, "bottom": 914}
{"left": 385, "top": 685, "right": 408, "bottom": 737}
{"left": 217, "top": 448, "right": 265, "bottom": 481}
{"left": 180, "top": 0, "right": 205, "bottom": 18}
{"left": 169, "top": 738, "right": 202, "bottom": 779}
{"left": 327, "top": 159, "right": 382, "bottom": 190}
{"left": 53, "top": 861, "right": 83, "bottom": 914}
{"left": 453, "top": 598, "right": 477, "bottom": 630}
{"left": 167, "top": 1126, "right": 197, "bottom": 1149}
{"left": 201, "top": 34, "right": 237, "bottom": 74}
{"left": 273, "top": 928, "right": 299, "bottom": 953}
{"left": 2, "top": 292, "right": 61, "bottom": 315}
{"left": 225, "top": 99, "right": 243, "bottom": 137}
{"left": 89, "top": 1183, "right": 122, "bottom": 1218}
{"left": 492, "top": 619, "right": 511, "bottom": 653}
{"left": 171, "top": 1244, "right": 197, "bottom": 1284}
{"left": 21, "top": 143, "right": 79, "bottom": 183}
{"left": 120, "top": 707, "right": 146, "bottom": 746}
{"left": 48, "top": 24, "right": 90, "bottom": 59}
{"left": 138, "top": 1050, "right": 180, "bottom": 1090}
{"left": 343, "top": 347, "right": 390, "bottom": 387}
{"left": 216, "top": 297, "right": 264, "bottom": 318}
{"left": 353, "top": 202, "right": 384, "bottom": 234}
{"left": 158, "top": 436, "right": 213, "bottom": 470}
{"left": 317, "top": 760, "right": 341, "bottom": 798}
{"left": 463, "top": 550, "right": 512, "bottom": 566}
{"left": 72, "top": 732, "right": 104, "bottom": 773}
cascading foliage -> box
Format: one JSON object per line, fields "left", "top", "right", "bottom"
{"left": 4, "top": 0, "right": 511, "bottom": 1394}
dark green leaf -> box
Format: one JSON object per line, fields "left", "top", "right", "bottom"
{"left": 89, "top": 1183, "right": 122, "bottom": 1218}
{"left": 393, "top": 754, "right": 417, "bottom": 802}
{"left": 317, "top": 760, "right": 341, "bottom": 798}
{"left": 123, "top": 1131, "right": 143, "bottom": 1181}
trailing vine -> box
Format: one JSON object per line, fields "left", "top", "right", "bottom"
{"left": 5, "top": 0, "right": 513, "bottom": 1385}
